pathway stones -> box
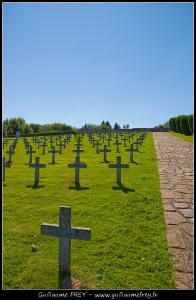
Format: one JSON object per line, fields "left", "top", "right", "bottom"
{"left": 153, "top": 132, "right": 193, "bottom": 289}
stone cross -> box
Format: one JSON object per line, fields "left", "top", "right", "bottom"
{"left": 133, "top": 139, "right": 140, "bottom": 151}
{"left": 41, "top": 206, "right": 91, "bottom": 277}
{"left": 109, "top": 156, "right": 129, "bottom": 184}
{"left": 3, "top": 140, "right": 8, "bottom": 149}
{"left": 25, "top": 141, "right": 30, "bottom": 152}
{"left": 6, "top": 146, "right": 14, "bottom": 163}
{"left": 72, "top": 148, "right": 84, "bottom": 159}
{"left": 40, "top": 142, "right": 48, "bottom": 155}
{"left": 68, "top": 157, "right": 87, "bottom": 185}
{"left": 99, "top": 145, "right": 111, "bottom": 162}
{"left": 57, "top": 141, "right": 64, "bottom": 154}
{"left": 121, "top": 136, "right": 128, "bottom": 147}
{"left": 55, "top": 136, "right": 59, "bottom": 145}
{"left": 50, "top": 139, "right": 54, "bottom": 148}
{"left": 91, "top": 137, "right": 96, "bottom": 148}
{"left": 74, "top": 142, "right": 83, "bottom": 149}
{"left": 49, "top": 146, "right": 59, "bottom": 164}
{"left": 102, "top": 134, "right": 105, "bottom": 144}
{"left": 113, "top": 140, "right": 122, "bottom": 153}
{"left": 3, "top": 157, "right": 11, "bottom": 181}
{"left": 62, "top": 139, "right": 67, "bottom": 148}
{"left": 37, "top": 139, "right": 42, "bottom": 149}
{"left": 29, "top": 157, "right": 46, "bottom": 183}
{"left": 114, "top": 134, "right": 119, "bottom": 143}
{"left": 126, "top": 144, "right": 137, "bottom": 162}
{"left": 106, "top": 136, "right": 112, "bottom": 147}
{"left": 94, "top": 140, "right": 102, "bottom": 153}
{"left": 27, "top": 145, "right": 36, "bottom": 164}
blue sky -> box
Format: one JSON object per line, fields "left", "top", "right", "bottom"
{"left": 3, "top": 3, "right": 193, "bottom": 128}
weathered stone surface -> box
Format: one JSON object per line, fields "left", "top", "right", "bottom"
{"left": 179, "top": 209, "right": 193, "bottom": 218}
{"left": 164, "top": 203, "right": 176, "bottom": 211}
{"left": 166, "top": 212, "right": 186, "bottom": 225}
{"left": 167, "top": 227, "right": 185, "bottom": 248}
{"left": 179, "top": 223, "right": 193, "bottom": 236}
{"left": 174, "top": 197, "right": 192, "bottom": 203}
{"left": 174, "top": 203, "right": 189, "bottom": 209}
{"left": 169, "top": 248, "right": 189, "bottom": 272}
{"left": 161, "top": 190, "right": 175, "bottom": 198}
{"left": 174, "top": 271, "right": 193, "bottom": 289}
{"left": 163, "top": 198, "right": 172, "bottom": 204}
{"left": 153, "top": 132, "right": 193, "bottom": 290}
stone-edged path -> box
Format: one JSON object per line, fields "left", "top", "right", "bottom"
{"left": 153, "top": 132, "right": 193, "bottom": 289}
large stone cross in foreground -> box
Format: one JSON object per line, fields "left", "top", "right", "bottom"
{"left": 41, "top": 206, "right": 91, "bottom": 276}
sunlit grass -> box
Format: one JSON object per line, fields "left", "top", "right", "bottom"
{"left": 3, "top": 133, "right": 175, "bottom": 289}
{"left": 169, "top": 131, "right": 193, "bottom": 143}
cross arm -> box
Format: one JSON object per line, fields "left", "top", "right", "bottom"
{"left": 41, "top": 224, "right": 91, "bottom": 240}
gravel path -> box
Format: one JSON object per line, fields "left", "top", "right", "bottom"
{"left": 153, "top": 132, "right": 193, "bottom": 289}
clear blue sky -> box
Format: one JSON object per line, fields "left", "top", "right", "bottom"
{"left": 3, "top": 3, "right": 193, "bottom": 128}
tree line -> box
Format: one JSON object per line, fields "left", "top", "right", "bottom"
{"left": 82, "top": 121, "right": 121, "bottom": 130}
{"left": 3, "top": 118, "right": 74, "bottom": 137}
{"left": 3, "top": 118, "right": 124, "bottom": 137}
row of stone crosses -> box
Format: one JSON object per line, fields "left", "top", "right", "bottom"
{"left": 3, "top": 131, "right": 148, "bottom": 185}
{"left": 3, "top": 130, "right": 148, "bottom": 288}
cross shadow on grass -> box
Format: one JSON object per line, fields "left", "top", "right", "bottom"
{"left": 112, "top": 183, "right": 135, "bottom": 193}
{"left": 58, "top": 272, "right": 72, "bottom": 289}
{"left": 101, "top": 159, "right": 110, "bottom": 163}
{"left": 58, "top": 272, "right": 80, "bottom": 289}
{"left": 68, "top": 182, "right": 89, "bottom": 191}
{"left": 3, "top": 183, "right": 7, "bottom": 187}
{"left": 26, "top": 182, "right": 45, "bottom": 189}
{"left": 130, "top": 160, "right": 139, "bottom": 165}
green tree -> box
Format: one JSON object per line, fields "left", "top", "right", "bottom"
{"left": 188, "top": 115, "right": 193, "bottom": 135}
{"left": 105, "top": 121, "right": 111, "bottom": 129}
{"left": 24, "top": 124, "right": 33, "bottom": 134}
{"left": 180, "top": 117, "right": 191, "bottom": 135}
{"left": 114, "top": 122, "right": 121, "bottom": 130}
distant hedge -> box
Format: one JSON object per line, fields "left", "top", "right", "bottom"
{"left": 8, "top": 130, "right": 76, "bottom": 138}
{"left": 180, "top": 117, "right": 191, "bottom": 135}
{"left": 169, "top": 115, "right": 193, "bottom": 136}
{"left": 169, "top": 118, "right": 177, "bottom": 132}
{"left": 188, "top": 115, "right": 193, "bottom": 134}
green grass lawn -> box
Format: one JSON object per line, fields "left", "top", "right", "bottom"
{"left": 169, "top": 131, "right": 193, "bottom": 143}
{"left": 3, "top": 133, "right": 175, "bottom": 289}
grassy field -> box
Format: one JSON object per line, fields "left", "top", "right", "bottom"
{"left": 169, "top": 131, "right": 193, "bottom": 143}
{"left": 3, "top": 132, "right": 175, "bottom": 289}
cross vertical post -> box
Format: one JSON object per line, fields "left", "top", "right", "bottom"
{"left": 41, "top": 206, "right": 91, "bottom": 278}
{"left": 3, "top": 157, "right": 11, "bottom": 181}
{"left": 59, "top": 207, "right": 71, "bottom": 274}
{"left": 29, "top": 157, "right": 46, "bottom": 183}
{"left": 109, "top": 156, "right": 129, "bottom": 185}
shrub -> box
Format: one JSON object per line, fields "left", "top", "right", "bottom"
{"left": 180, "top": 117, "right": 191, "bottom": 135}
{"left": 188, "top": 115, "right": 193, "bottom": 135}
{"left": 175, "top": 116, "right": 182, "bottom": 133}
{"left": 169, "top": 118, "right": 177, "bottom": 132}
